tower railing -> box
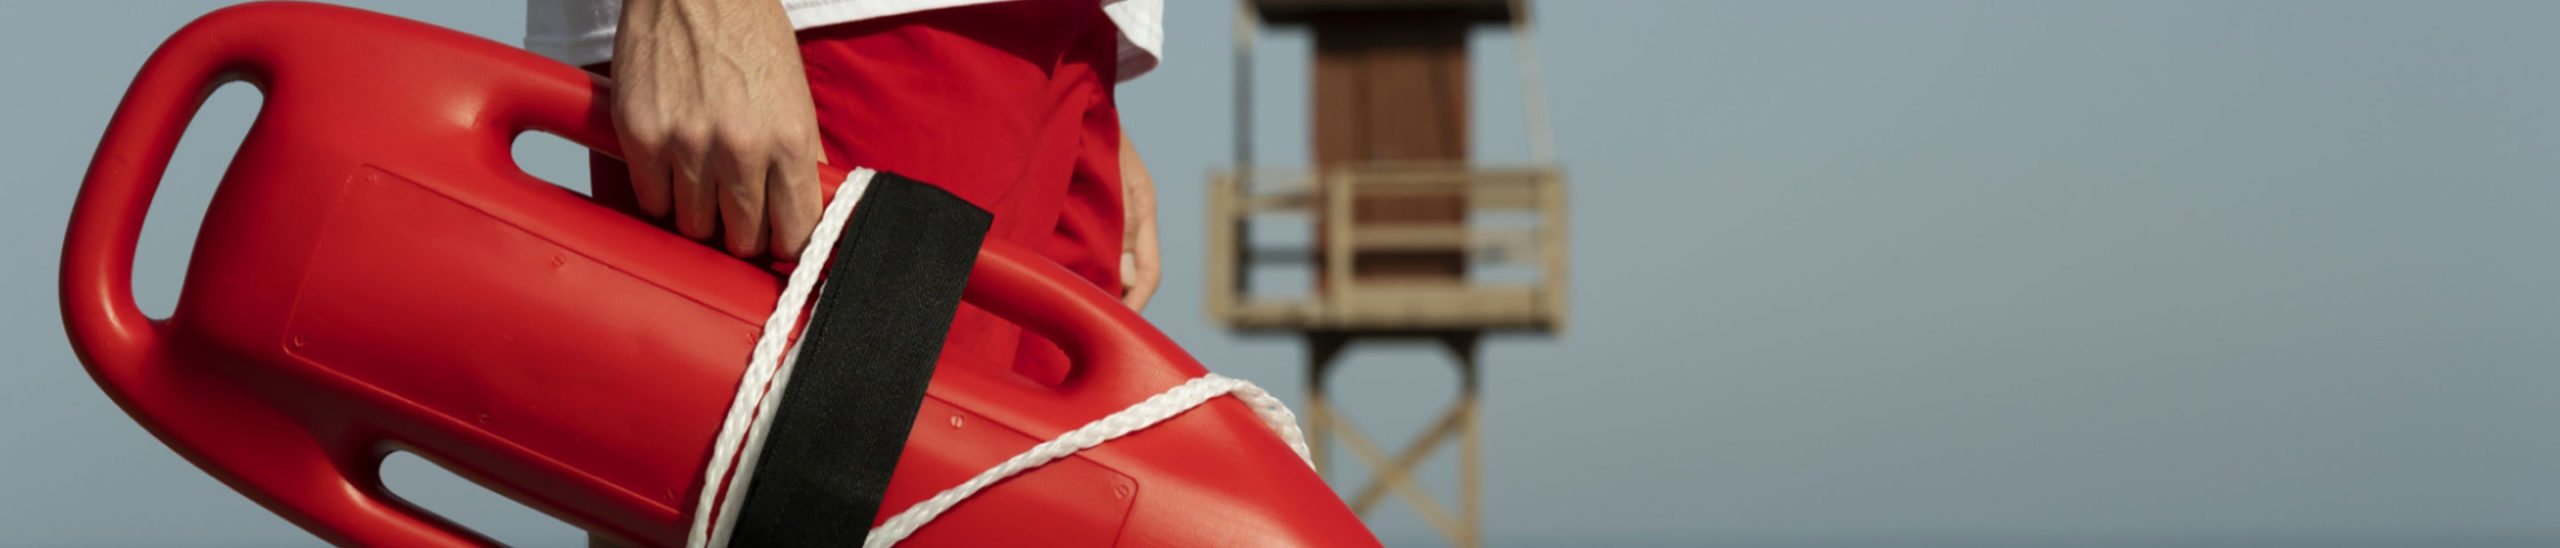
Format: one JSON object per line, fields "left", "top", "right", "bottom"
{"left": 1208, "top": 162, "right": 1568, "bottom": 333}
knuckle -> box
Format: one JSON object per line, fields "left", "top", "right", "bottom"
{"left": 618, "top": 128, "right": 665, "bottom": 155}
{"left": 614, "top": 113, "right": 665, "bottom": 141}
{"left": 668, "top": 126, "right": 713, "bottom": 156}
{"left": 776, "top": 140, "right": 819, "bottom": 166}
{"left": 610, "top": 101, "right": 653, "bottom": 128}
{"left": 711, "top": 130, "right": 763, "bottom": 157}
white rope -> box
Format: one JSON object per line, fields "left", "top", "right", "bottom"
{"left": 676, "top": 166, "right": 1311, "bottom": 547}
{"left": 864, "top": 373, "right": 1313, "bottom": 547}
{"left": 684, "top": 168, "right": 878, "bottom": 548}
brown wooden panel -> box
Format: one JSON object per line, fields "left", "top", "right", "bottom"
{"left": 1312, "top": 10, "right": 1470, "bottom": 166}
{"left": 1312, "top": 37, "right": 1365, "bottom": 171}
{"left": 1310, "top": 10, "right": 1474, "bottom": 283}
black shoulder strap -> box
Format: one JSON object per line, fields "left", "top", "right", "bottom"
{"left": 727, "top": 171, "right": 991, "bottom": 547}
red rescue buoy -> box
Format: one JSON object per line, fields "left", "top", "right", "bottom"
{"left": 59, "top": 2, "right": 1379, "bottom": 546}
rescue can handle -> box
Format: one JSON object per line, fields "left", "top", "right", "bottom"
{"left": 63, "top": 4, "right": 501, "bottom": 547}
{"left": 500, "top": 53, "right": 1193, "bottom": 401}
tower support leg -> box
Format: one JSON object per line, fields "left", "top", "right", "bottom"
{"left": 1305, "top": 332, "right": 1353, "bottom": 477}
{"left": 1301, "top": 330, "right": 1484, "bottom": 548}
{"left": 1442, "top": 332, "right": 1481, "bottom": 548}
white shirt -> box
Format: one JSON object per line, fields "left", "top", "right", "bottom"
{"left": 525, "top": 0, "right": 1164, "bottom": 82}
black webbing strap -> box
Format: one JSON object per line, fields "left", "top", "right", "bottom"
{"left": 728, "top": 171, "right": 991, "bottom": 547}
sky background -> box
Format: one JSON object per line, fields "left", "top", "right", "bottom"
{"left": 4, "top": 1, "right": 2558, "bottom": 546}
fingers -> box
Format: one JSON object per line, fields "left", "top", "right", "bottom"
{"left": 620, "top": 117, "right": 817, "bottom": 260}
{"left": 716, "top": 141, "right": 770, "bottom": 258}
{"left": 626, "top": 152, "right": 675, "bottom": 219}
{"left": 765, "top": 153, "right": 823, "bottom": 260}
{"left": 1118, "top": 133, "right": 1161, "bottom": 311}
{"left": 1118, "top": 190, "right": 1163, "bottom": 311}
{"left": 613, "top": 103, "right": 675, "bottom": 219}
{"left": 1119, "top": 251, "right": 1157, "bottom": 311}
{"left": 1122, "top": 221, "right": 1161, "bottom": 311}
{"left": 668, "top": 129, "right": 720, "bottom": 241}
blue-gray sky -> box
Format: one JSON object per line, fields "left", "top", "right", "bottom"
{"left": 3, "top": 1, "right": 2555, "bottom": 546}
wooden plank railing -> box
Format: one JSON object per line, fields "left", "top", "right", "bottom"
{"left": 1207, "top": 163, "right": 1567, "bottom": 332}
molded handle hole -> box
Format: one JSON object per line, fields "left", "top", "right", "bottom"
{"left": 510, "top": 130, "right": 593, "bottom": 197}
{"left": 133, "top": 81, "right": 259, "bottom": 317}
{"left": 380, "top": 450, "right": 586, "bottom": 546}
{"left": 1011, "top": 329, "right": 1076, "bottom": 387}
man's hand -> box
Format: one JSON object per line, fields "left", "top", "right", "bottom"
{"left": 613, "top": 0, "right": 823, "bottom": 259}
{"left": 1120, "top": 133, "right": 1161, "bottom": 311}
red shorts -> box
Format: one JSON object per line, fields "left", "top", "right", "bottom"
{"left": 588, "top": 0, "right": 1125, "bottom": 382}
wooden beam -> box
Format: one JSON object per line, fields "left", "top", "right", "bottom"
{"left": 1208, "top": 172, "right": 1242, "bottom": 324}
{"left": 1346, "top": 401, "right": 1469, "bottom": 512}
{"left": 1350, "top": 226, "right": 1468, "bottom": 251}
{"left": 1333, "top": 414, "right": 1469, "bottom": 545}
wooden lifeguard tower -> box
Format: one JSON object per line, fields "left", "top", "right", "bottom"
{"left": 1208, "top": 1, "right": 1565, "bottom": 546}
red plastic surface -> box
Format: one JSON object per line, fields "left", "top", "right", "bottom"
{"left": 59, "top": 3, "right": 1380, "bottom": 546}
